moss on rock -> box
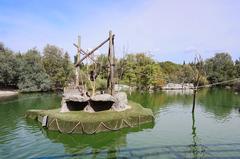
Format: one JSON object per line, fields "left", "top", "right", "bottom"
{"left": 26, "top": 101, "right": 154, "bottom": 134}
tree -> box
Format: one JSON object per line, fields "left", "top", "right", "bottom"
{"left": 43, "top": 44, "right": 73, "bottom": 88}
{"left": 136, "top": 64, "right": 153, "bottom": 90}
{"left": 63, "top": 52, "right": 74, "bottom": 83}
{"left": 0, "top": 46, "right": 21, "bottom": 88}
{"left": 119, "top": 54, "right": 137, "bottom": 86}
{"left": 159, "top": 61, "right": 181, "bottom": 83}
{"left": 17, "top": 49, "right": 51, "bottom": 92}
{"left": 234, "top": 58, "right": 240, "bottom": 91}
{"left": 235, "top": 58, "right": 240, "bottom": 78}
{"left": 135, "top": 53, "right": 154, "bottom": 66}
{"left": 190, "top": 55, "right": 206, "bottom": 113}
{"left": 0, "top": 42, "right": 4, "bottom": 51}
{"left": 96, "top": 54, "right": 109, "bottom": 79}
{"left": 205, "top": 53, "right": 235, "bottom": 84}
{"left": 177, "top": 64, "right": 195, "bottom": 84}
{"left": 147, "top": 64, "right": 165, "bottom": 89}
{"left": 119, "top": 53, "right": 165, "bottom": 90}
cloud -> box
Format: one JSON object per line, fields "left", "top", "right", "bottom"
{"left": 0, "top": 0, "right": 240, "bottom": 63}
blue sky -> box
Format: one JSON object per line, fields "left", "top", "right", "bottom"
{"left": 0, "top": 0, "right": 240, "bottom": 63}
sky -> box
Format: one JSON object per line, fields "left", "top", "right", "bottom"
{"left": 0, "top": 0, "right": 240, "bottom": 63}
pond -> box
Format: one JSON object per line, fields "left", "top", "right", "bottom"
{"left": 0, "top": 89, "right": 240, "bottom": 158}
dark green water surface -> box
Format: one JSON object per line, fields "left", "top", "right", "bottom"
{"left": 0, "top": 89, "right": 240, "bottom": 158}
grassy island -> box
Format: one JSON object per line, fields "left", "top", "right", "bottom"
{"left": 26, "top": 101, "right": 154, "bottom": 134}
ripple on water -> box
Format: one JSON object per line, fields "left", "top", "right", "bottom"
{"left": 1, "top": 90, "right": 240, "bottom": 158}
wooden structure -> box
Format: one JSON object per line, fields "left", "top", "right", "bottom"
{"left": 73, "top": 31, "right": 115, "bottom": 95}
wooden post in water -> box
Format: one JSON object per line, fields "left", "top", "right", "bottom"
{"left": 75, "top": 35, "right": 81, "bottom": 87}
{"left": 192, "top": 88, "right": 197, "bottom": 113}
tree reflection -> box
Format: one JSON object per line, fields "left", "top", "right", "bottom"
{"left": 191, "top": 113, "right": 198, "bottom": 158}
{"left": 197, "top": 88, "right": 240, "bottom": 119}
{"left": 129, "top": 88, "right": 240, "bottom": 120}
{"left": 189, "top": 113, "right": 209, "bottom": 158}
{"left": 40, "top": 122, "right": 154, "bottom": 158}
{"left": 128, "top": 90, "right": 193, "bottom": 114}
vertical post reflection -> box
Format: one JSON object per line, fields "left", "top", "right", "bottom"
{"left": 191, "top": 112, "right": 198, "bottom": 158}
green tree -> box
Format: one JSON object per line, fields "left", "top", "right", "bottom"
{"left": 63, "top": 52, "right": 74, "bottom": 83}
{"left": 235, "top": 58, "right": 240, "bottom": 78}
{"left": 119, "top": 54, "right": 137, "bottom": 86}
{"left": 17, "top": 49, "right": 51, "bottom": 92}
{"left": 177, "top": 64, "right": 195, "bottom": 84}
{"left": 96, "top": 54, "right": 109, "bottom": 79}
{"left": 0, "top": 46, "right": 21, "bottom": 88}
{"left": 234, "top": 58, "right": 240, "bottom": 91}
{"left": 140, "top": 64, "right": 165, "bottom": 90}
{"left": 205, "top": 53, "right": 235, "bottom": 84}
{"left": 0, "top": 42, "right": 4, "bottom": 51}
{"left": 43, "top": 44, "right": 73, "bottom": 88}
{"left": 135, "top": 53, "right": 154, "bottom": 66}
{"left": 119, "top": 53, "right": 165, "bottom": 90}
{"left": 159, "top": 61, "right": 181, "bottom": 83}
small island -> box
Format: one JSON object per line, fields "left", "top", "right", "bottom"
{"left": 26, "top": 31, "right": 154, "bottom": 134}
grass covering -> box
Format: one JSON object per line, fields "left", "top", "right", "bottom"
{"left": 26, "top": 101, "right": 154, "bottom": 134}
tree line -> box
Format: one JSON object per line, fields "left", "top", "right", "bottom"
{"left": 0, "top": 42, "right": 240, "bottom": 92}
{"left": 0, "top": 43, "right": 73, "bottom": 92}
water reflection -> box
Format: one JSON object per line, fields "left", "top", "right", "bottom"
{"left": 1, "top": 89, "right": 240, "bottom": 158}
{"left": 197, "top": 88, "right": 240, "bottom": 119}
{"left": 163, "top": 89, "right": 193, "bottom": 95}
{"left": 128, "top": 90, "right": 193, "bottom": 114}
{"left": 189, "top": 113, "right": 208, "bottom": 158}
{"left": 129, "top": 88, "right": 240, "bottom": 119}
{"left": 38, "top": 123, "right": 154, "bottom": 158}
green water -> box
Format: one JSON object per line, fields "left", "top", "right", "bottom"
{"left": 0, "top": 89, "right": 240, "bottom": 158}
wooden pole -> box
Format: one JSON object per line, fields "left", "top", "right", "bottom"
{"left": 112, "top": 33, "right": 115, "bottom": 95}
{"left": 192, "top": 89, "right": 196, "bottom": 113}
{"left": 75, "top": 35, "right": 81, "bottom": 87}
{"left": 109, "top": 30, "right": 115, "bottom": 95}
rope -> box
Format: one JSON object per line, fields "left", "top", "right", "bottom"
{"left": 138, "top": 115, "right": 141, "bottom": 126}
{"left": 114, "top": 120, "right": 119, "bottom": 129}
{"left": 48, "top": 118, "right": 81, "bottom": 134}
{"left": 68, "top": 121, "right": 82, "bottom": 133}
{"left": 80, "top": 122, "right": 97, "bottom": 135}
{"left": 197, "top": 78, "right": 240, "bottom": 89}
{"left": 98, "top": 121, "right": 119, "bottom": 131}
{"left": 122, "top": 119, "right": 133, "bottom": 127}
{"left": 48, "top": 118, "right": 56, "bottom": 127}
{"left": 55, "top": 119, "right": 63, "bottom": 133}
{"left": 47, "top": 117, "right": 137, "bottom": 134}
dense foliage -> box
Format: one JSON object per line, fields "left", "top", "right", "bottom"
{"left": 106, "top": 52, "right": 239, "bottom": 90}
{"left": 0, "top": 43, "right": 73, "bottom": 92}
{"left": 0, "top": 42, "right": 239, "bottom": 92}
{"left": 0, "top": 47, "right": 21, "bottom": 88}
{"left": 205, "top": 53, "right": 235, "bottom": 83}
{"left": 43, "top": 44, "right": 74, "bottom": 88}
{"left": 17, "top": 49, "right": 51, "bottom": 92}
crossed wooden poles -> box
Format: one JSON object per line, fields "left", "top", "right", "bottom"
{"left": 73, "top": 31, "right": 115, "bottom": 95}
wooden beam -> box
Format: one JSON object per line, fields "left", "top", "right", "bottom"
{"left": 73, "top": 43, "right": 98, "bottom": 64}
{"left": 75, "top": 36, "right": 111, "bottom": 67}
{"left": 75, "top": 36, "right": 81, "bottom": 86}
{"left": 81, "top": 50, "right": 98, "bottom": 64}
{"left": 109, "top": 30, "right": 115, "bottom": 95}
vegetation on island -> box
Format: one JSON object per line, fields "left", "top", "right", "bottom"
{"left": 0, "top": 42, "right": 240, "bottom": 92}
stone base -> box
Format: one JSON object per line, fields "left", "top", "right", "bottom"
{"left": 61, "top": 91, "right": 130, "bottom": 113}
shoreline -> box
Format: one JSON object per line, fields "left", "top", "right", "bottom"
{"left": 0, "top": 90, "right": 18, "bottom": 97}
